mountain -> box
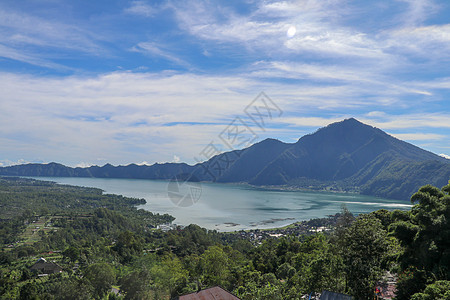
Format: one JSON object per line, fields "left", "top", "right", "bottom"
{"left": 246, "top": 118, "right": 450, "bottom": 199}
{"left": 1, "top": 118, "right": 449, "bottom": 200}
{"left": 0, "top": 161, "right": 194, "bottom": 180}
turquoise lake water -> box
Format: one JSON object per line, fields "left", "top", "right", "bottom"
{"left": 27, "top": 177, "right": 412, "bottom": 232}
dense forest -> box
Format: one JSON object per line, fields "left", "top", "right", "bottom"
{"left": 1, "top": 177, "right": 450, "bottom": 299}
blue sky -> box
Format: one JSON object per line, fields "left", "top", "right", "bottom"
{"left": 0, "top": 0, "right": 449, "bottom": 167}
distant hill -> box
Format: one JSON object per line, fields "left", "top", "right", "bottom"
{"left": 1, "top": 118, "right": 449, "bottom": 200}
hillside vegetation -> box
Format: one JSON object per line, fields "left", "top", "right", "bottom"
{"left": 1, "top": 177, "right": 450, "bottom": 299}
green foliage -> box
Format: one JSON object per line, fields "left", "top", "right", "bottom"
{"left": 290, "top": 234, "right": 343, "bottom": 294}
{"left": 84, "top": 262, "right": 116, "bottom": 299}
{"left": 166, "top": 224, "right": 222, "bottom": 256}
{"left": 150, "top": 255, "right": 188, "bottom": 297}
{"left": 234, "top": 270, "right": 283, "bottom": 300}
{"left": 411, "top": 280, "right": 450, "bottom": 300}
{"left": 63, "top": 246, "right": 81, "bottom": 263}
{"left": 341, "top": 214, "right": 390, "bottom": 300}
{"left": 120, "top": 269, "right": 152, "bottom": 300}
{"left": 392, "top": 182, "right": 450, "bottom": 299}
{"left": 395, "top": 267, "right": 427, "bottom": 300}
{"left": 199, "top": 246, "right": 230, "bottom": 288}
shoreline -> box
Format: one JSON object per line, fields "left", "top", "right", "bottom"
{"left": 6, "top": 175, "right": 410, "bottom": 233}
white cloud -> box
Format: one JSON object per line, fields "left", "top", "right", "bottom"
{"left": 279, "top": 116, "right": 346, "bottom": 128}
{"left": 412, "top": 77, "right": 450, "bottom": 89}
{"left": 75, "top": 162, "right": 95, "bottom": 168}
{"left": 387, "top": 24, "right": 450, "bottom": 59}
{"left": 390, "top": 133, "right": 446, "bottom": 141}
{"left": 360, "top": 114, "right": 450, "bottom": 129}
{"left": 0, "top": 159, "right": 29, "bottom": 167}
{"left": 131, "top": 42, "right": 190, "bottom": 68}
{"left": 124, "top": 1, "right": 156, "bottom": 17}
{"left": 0, "top": 44, "right": 69, "bottom": 70}
{"left": 167, "top": 0, "right": 450, "bottom": 78}
{"left": 0, "top": 6, "right": 108, "bottom": 69}
{"left": 0, "top": 70, "right": 273, "bottom": 165}
{"left": 255, "top": 61, "right": 378, "bottom": 83}
{"left": 439, "top": 153, "right": 450, "bottom": 159}
{"left": 170, "top": 0, "right": 390, "bottom": 62}
{"left": 0, "top": 7, "right": 103, "bottom": 54}
{"left": 397, "top": 0, "right": 439, "bottom": 26}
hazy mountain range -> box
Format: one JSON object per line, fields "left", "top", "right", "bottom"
{"left": 1, "top": 118, "right": 449, "bottom": 200}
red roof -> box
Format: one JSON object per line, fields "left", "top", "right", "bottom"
{"left": 179, "top": 286, "right": 240, "bottom": 300}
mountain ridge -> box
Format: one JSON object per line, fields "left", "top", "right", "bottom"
{"left": 1, "top": 118, "right": 449, "bottom": 200}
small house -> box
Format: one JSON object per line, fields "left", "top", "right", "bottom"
{"left": 29, "top": 258, "right": 63, "bottom": 274}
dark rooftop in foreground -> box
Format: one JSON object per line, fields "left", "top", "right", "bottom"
{"left": 320, "top": 290, "right": 353, "bottom": 300}
{"left": 177, "top": 286, "right": 240, "bottom": 300}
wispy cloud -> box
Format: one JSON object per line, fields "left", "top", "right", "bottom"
{"left": 170, "top": 0, "right": 389, "bottom": 61}
{"left": 0, "top": 5, "right": 106, "bottom": 69}
{"left": 0, "top": 44, "right": 70, "bottom": 70}
{"left": 131, "top": 42, "right": 191, "bottom": 68}
{"left": 397, "top": 0, "right": 439, "bottom": 26}
{"left": 386, "top": 24, "right": 450, "bottom": 60}
{"left": 124, "top": 1, "right": 156, "bottom": 17}
{"left": 361, "top": 113, "right": 450, "bottom": 129}
{"left": 390, "top": 133, "right": 446, "bottom": 141}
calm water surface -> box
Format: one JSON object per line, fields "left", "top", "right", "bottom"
{"left": 28, "top": 177, "right": 412, "bottom": 232}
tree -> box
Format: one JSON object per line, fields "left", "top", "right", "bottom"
{"left": 150, "top": 255, "right": 188, "bottom": 298}
{"left": 120, "top": 269, "right": 152, "bottom": 300}
{"left": 46, "top": 276, "right": 93, "bottom": 300}
{"left": 291, "top": 234, "right": 343, "bottom": 294}
{"left": 341, "top": 214, "right": 389, "bottom": 299}
{"left": 200, "top": 246, "right": 230, "bottom": 288}
{"left": 84, "top": 263, "right": 116, "bottom": 299}
{"left": 63, "top": 246, "right": 81, "bottom": 263}
{"left": 411, "top": 280, "right": 450, "bottom": 300}
{"left": 392, "top": 183, "right": 450, "bottom": 299}
{"left": 234, "top": 270, "right": 283, "bottom": 300}
{"left": 19, "top": 282, "right": 42, "bottom": 300}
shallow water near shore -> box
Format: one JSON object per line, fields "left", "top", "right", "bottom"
{"left": 26, "top": 177, "right": 412, "bottom": 232}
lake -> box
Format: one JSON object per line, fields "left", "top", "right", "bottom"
{"left": 28, "top": 177, "right": 412, "bottom": 232}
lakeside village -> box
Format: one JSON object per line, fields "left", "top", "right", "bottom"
{"left": 157, "top": 213, "right": 342, "bottom": 244}
{"left": 8, "top": 213, "right": 340, "bottom": 251}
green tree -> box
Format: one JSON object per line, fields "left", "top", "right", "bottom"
{"left": 63, "top": 245, "right": 81, "bottom": 263}
{"left": 120, "top": 269, "right": 152, "bottom": 300}
{"left": 291, "top": 234, "right": 343, "bottom": 294}
{"left": 199, "top": 246, "right": 230, "bottom": 288}
{"left": 150, "top": 255, "right": 188, "bottom": 298}
{"left": 392, "top": 183, "right": 450, "bottom": 299}
{"left": 84, "top": 263, "right": 116, "bottom": 299}
{"left": 411, "top": 280, "right": 450, "bottom": 300}
{"left": 341, "top": 214, "right": 389, "bottom": 299}
{"left": 234, "top": 270, "right": 283, "bottom": 300}
{"left": 46, "top": 276, "right": 93, "bottom": 300}
{"left": 19, "top": 282, "right": 42, "bottom": 300}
